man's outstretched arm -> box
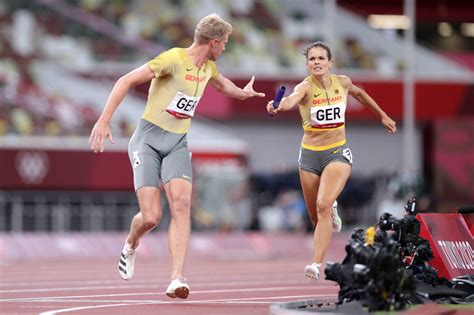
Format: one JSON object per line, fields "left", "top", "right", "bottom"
{"left": 210, "top": 74, "right": 265, "bottom": 100}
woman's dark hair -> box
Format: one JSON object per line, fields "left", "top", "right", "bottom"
{"left": 303, "top": 41, "right": 332, "bottom": 61}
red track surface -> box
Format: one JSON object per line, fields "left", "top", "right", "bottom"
{"left": 0, "top": 234, "right": 346, "bottom": 315}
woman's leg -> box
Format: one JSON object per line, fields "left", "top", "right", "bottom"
{"left": 299, "top": 169, "right": 321, "bottom": 226}
{"left": 313, "top": 162, "right": 351, "bottom": 263}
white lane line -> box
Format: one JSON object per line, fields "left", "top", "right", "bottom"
{"left": 39, "top": 302, "right": 155, "bottom": 315}
{"left": 183, "top": 295, "right": 335, "bottom": 303}
{"left": 0, "top": 278, "right": 325, "bottom": 293}
{"left": 9, "top": 299, "right": 163, "bottom": 304}
{"left": 0, "top": 286, "right": 336, "bottom": 302}
{"left": 5, "top": 298, "right": 304, "bottom": 304}
{"left": 0, "top": 279, "right": 157, "bottom": 287}
{"left": 2, "top": 295, "right": 335, "bottom": 305}
{"left": 0, "top": 269, "right": 305, "bottom": 281}
{"left": 32, "top": 294, "right": 335, "bottom": 314}
{"left": 0, "top": 284, "right": 161, "bottom": 294}
{"left": 0, "top": 276, "right": 310, "bottom": 290}
{"left": 39, "top": 295, "right": 334, "bottom": 315}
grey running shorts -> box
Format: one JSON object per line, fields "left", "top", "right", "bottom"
{"left": 128, "top": 119, "right": 192, "bottom": 191}
{"left": 298, "top": 144, "right": 353, "bottom": 176}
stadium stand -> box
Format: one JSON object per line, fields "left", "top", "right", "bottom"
{"left": 0, "top": 0, "right": 472, "bottom": 232}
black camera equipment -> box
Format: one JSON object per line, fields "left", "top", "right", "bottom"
{"left": 378, "top": 197, "right": 436, "bottom": 283}
{"left": 325, "top": 197, "right": 472, "bottom": 312}
{"left": 325, "top": 226, "right": 415, "bottom": 311}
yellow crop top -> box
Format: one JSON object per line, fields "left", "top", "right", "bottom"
{"left": 299, "top": 74, "right": 347, "bottom": 132}
{"left": 142, "top": 48, "right": 220, "bottom": 134}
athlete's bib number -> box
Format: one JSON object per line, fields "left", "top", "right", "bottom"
{"left": 166, "top": 91, "right": 201, "bottom": 119}
{"left": 310, "top": 102, "right": 346, "bottom": 128}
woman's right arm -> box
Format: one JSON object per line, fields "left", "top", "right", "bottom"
{"left": 266, "top": 81, "right": 308, "bottom": 115}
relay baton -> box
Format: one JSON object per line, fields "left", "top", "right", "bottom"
{"left": 273, "top": 86, "right": 286, "bottom": 108}
{"left": 270, "top": 85, "right": 286, "bottom": 116}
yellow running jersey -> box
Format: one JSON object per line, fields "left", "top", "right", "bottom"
{"left": 299, "top": 74, "right": 347, "bottom": 132}
{"left": 143, "top": 48, "right": 220, "bottom": 134}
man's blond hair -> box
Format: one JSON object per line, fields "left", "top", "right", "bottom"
{"left": 194, "top": 14, "right": 232, "bottom": 44}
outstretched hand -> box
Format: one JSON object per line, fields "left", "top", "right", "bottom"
{"left": 382, "top": 115, "right": 397, "bottom": 133}
{"left": 243, "top": 76, "right": 265, "bottom": 98}
{"left": 89, "top": 120, "right": 115, "bottom": 153}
